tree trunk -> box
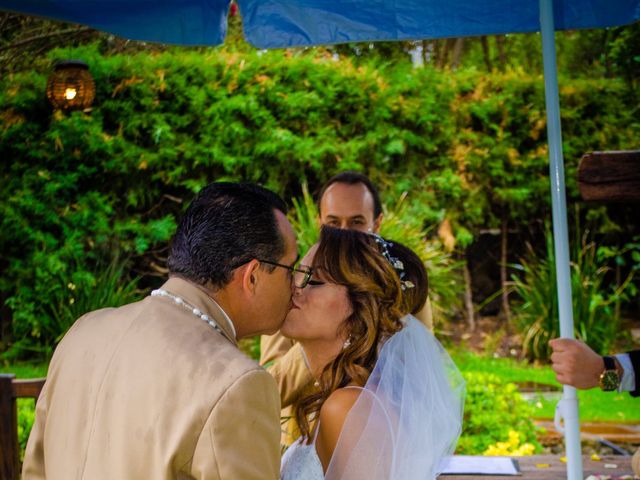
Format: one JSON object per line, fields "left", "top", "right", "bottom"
{"left": 463, "top": 259, "right": 476, "bottom": 331}
{"left": 500, "top": 215, "right": 512, "bottom": 325}
{"left": 496, "top": 35, "right": 507, "bottom": 71}
{"left": 438, "top": 39, "right": 453, "bottom": 69}
{"left": 451, "top": 37, "right": 464, "bottom": 69}
{"left": 422, "top": 39, "right": 429, "bottom": 65}
{"left": 431, "top": 40, "right": 441, "bottom": 66}
{"left": 480, "top": 36, "right": 493, "bottom": 71}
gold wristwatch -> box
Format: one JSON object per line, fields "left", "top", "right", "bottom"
{"left": 598, "top": 356, "right": 620, "bottom": 392}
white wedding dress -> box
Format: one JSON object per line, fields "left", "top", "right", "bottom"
{"left": 281, "top": 432, "right": 324, "bottom": 480}
{"left": 280, "top": 315, "right": 465, "bottom": 480}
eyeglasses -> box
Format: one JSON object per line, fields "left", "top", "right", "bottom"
{"left": 258, "top": 259, "right": 314, "bottom": 288}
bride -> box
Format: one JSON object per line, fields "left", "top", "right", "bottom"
{"left": 279, "top": 227, "right": 464, "bottom": 479}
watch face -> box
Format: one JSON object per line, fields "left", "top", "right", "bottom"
{"left": 600, "top": 370, "right": 619, "bottom": 391}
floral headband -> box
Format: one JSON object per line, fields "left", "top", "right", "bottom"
{"left": 370, "top": 234, "right": 415, "bottom": 291}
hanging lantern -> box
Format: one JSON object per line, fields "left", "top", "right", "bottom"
{"left": 46, "top": 60, "right": 95, "bottom": 111}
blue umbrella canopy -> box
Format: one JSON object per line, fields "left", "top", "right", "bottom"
{"left": 0, "top": 0, "right": 638, "bottom": 47}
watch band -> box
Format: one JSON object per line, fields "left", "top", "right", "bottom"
{"left": 603, "top": 356, "right": 616, "bottom": 371}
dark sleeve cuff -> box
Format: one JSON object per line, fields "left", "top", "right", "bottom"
{"left": 628, "top": 350, "right": 640, "bottom": 397}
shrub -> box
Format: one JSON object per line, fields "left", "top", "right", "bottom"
{"left": 457, "top": 372, "right": 542, "bottom": 455}
{"left": 1, "top": 43, "right": 637, "bottom": 356}
{"left": 17, "top": 399, "right": 36, "bottom": 461}
{"left": 511, "top": 225, "right": 635, "bottom": 361}
{"left": 3, "top": 256, "right": 142, "bottom": 359}
{"left": 287, "top": 183, "right": 320, "bottom": 256}
{"left": 379, "top": 192, "right": 463, "bottom": 322}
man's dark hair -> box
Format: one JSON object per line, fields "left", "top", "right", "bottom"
{"left": 317, "top": 171, "right": 383, "bottom": 218}
{"left": 168, "top": 182, "right": 288, "bottom": 289}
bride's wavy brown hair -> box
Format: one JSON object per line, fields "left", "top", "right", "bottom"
{"left": 295, "top": 227, "right": 405, "bottom": 441}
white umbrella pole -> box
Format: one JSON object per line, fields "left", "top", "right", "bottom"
{"left": 539, "top": 1, "right": 583, "bottom": 479}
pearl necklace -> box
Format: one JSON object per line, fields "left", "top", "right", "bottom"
{"left": 151, "top": 289, "right": 229, "bottom": 339}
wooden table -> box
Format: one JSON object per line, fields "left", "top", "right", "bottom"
{"left": 440, "top": 455, "right": 636, "bottom": 479}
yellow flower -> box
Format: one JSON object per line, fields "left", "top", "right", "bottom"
{"left": 483, "top": 430, "right": 535, "bottom": 456}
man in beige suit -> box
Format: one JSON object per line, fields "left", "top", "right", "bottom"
{"left": 23, "top": 182, "right": 299, "bottom": 479}
{"left": 261, "top": 172, "right": 433, "bottom": 444}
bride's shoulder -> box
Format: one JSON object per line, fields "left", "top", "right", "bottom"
{"left": 316, "top": 386, "right": 363, "bottom": 469}
{"left": 320, "top": 386, "right": 362, "bottom": 422}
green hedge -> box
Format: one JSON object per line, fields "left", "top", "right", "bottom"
{"left": 1, "top": 43, "right": 638, "bottom": 356}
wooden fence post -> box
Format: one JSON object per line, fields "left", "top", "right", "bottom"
{"left": 0, "top": 375, "right": 45, "bottom": 480}
{"left": 0, "top": 374, "right": 18, "bottom": 480}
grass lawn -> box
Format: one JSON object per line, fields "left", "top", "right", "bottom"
{"left": 2, "top": 352, "right": 638, "bottom": 424}
{"left": 0, "top": 362, "right": 48, "bottom": 378}
{"left": 451, "top": 350, "right": 640, "bottom": 423}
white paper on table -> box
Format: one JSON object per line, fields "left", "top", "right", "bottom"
{"left": 438, "top": 455, "right": 521, "bottom": 476}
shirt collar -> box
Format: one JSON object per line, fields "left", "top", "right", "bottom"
{"left": 159, "top": 276, "right": 238, "bottom": 345}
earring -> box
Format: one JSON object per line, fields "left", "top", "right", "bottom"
{"left": 343, "top": 337, "right": 352, "bottom": 350}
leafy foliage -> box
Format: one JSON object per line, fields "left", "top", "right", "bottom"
{"left": 457, "top": 372, "right": 542, "bottom": 455}
{"left": 511, "top": 225, "right": 637, "bottom": 361}
{"left": 17, "top": 399, "right": 36, "bottom": 461}
{"left": 3, "top": 257, "right": 142, "bottom": 358}
{"left": 1, "top": 43, "right": 638, "bottom": 356}
{"left": 287, "top": 183, "right": 321, "bottom": 255}
{"left": 378, "top": 193, "right": 463, "bottom": 321}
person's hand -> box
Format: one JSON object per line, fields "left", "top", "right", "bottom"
{"left": 549, "top": 338, "right": 604, "bottom": 389}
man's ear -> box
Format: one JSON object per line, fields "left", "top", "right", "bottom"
{"left": 373, "top": 213, "right": 383, "bottom": 233}
{"left": 239, "top": 259, "right": 261, "bottom": 294}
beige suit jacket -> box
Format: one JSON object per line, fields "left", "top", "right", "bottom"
{"left": 23, "top": 277, "right": 281, "bottom": 480}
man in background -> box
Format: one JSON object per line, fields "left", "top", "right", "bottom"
{"left": 260, "top": 171, "right": 433, "bottom": 445}
{"left": 317, "top": 171, "right": 384, "bottom": 233}
{"left": 263, "top": 171, "right": 433, "bottom": 363}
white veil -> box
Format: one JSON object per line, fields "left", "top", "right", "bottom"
{"left": 324, "top": 315, "right": 465, "bottom": 480}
